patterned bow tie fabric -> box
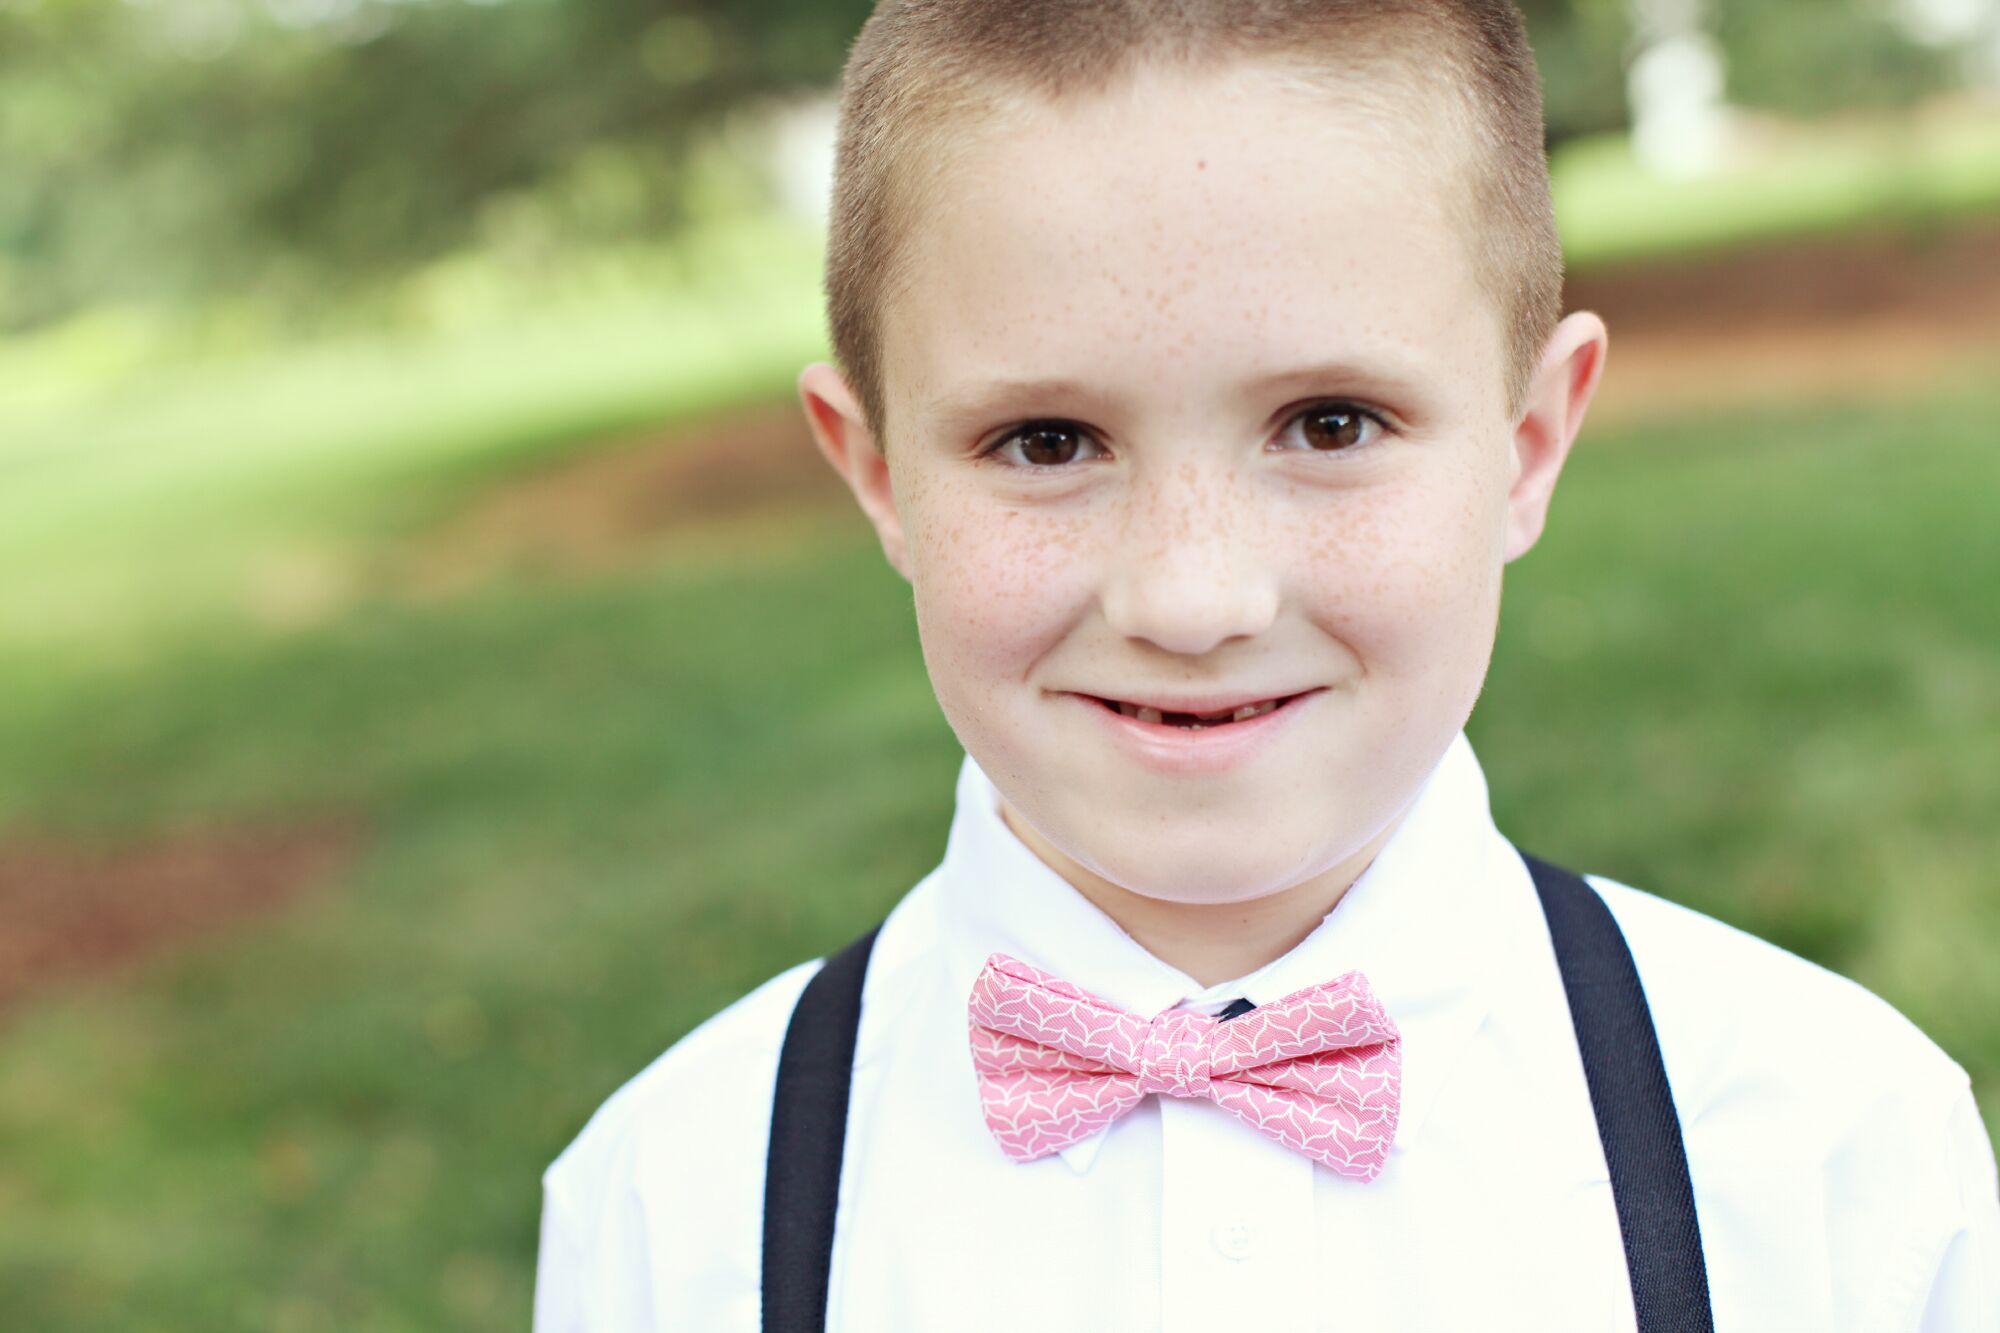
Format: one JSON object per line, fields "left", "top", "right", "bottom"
{"left": 967, "top": 954, "right": 1402, "bottom": 1180}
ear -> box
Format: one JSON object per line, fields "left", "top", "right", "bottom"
{"left": 798, "top": 362, "right": 911, "bottom": 579}
{"left": 1504, "top": 311, "right": 1609, "bottom": 562}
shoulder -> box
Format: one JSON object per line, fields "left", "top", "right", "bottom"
{"left": 1585, "top": 872, "right": 1972, "bottom": 1124}
{"left": 543, "top": 955, "right": 821, "bottom": 1213}
{"left": 1581, "top": 872, "right": 1998, "bottom": 1322}
{"left": 534, "top": 883, "right": 945, "bottom": 1330}
{"left": 546, "top": 888, "right": 945, "bottom": 1202}
{"left": 534, "top": 953, "right": 828, "bottom": 1331}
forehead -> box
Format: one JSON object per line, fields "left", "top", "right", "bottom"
{"left": 883, "top": 59, "right": 1507, "bottom": 424}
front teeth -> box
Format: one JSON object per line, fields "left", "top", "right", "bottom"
{"left": 1112, "top": 698, "right": 1282, "bottom": 726}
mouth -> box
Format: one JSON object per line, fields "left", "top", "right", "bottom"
{"left": 1085, "top": 691, "right": 1311, "bottom": 731}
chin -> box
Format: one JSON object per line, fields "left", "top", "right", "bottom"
{"left": 1066, "top": 819, "right": 1352, "bottom": 907}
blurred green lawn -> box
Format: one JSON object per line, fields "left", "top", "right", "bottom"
{"left": 1, "top": 376, "right": 1995, "bottom": 1329}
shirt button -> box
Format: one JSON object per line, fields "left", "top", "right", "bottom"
{"left": 1211, "top": 1220, "right": 1257, "bottom": 1262}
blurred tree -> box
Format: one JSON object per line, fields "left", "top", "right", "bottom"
{"left": 1521, "top": 0, "right": 1638, "bottom": 145}
{"left": 1, "top": 0, "right": 876, "bottom": 331}
{"left": 0, "top": 0, "right": 1984, "bottom": 334}
{"left": 1714, "top": 0, "right": 1963, "bottom": 115}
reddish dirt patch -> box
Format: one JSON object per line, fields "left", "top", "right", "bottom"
{"left": 1569, "top": 221, "right": 2000, "bottom": 423}
{"left": 403, "top": 400, "right": 846, "bottom": 594}
{"left": 0, "top": 819, "right": 362, "bottom": 1015}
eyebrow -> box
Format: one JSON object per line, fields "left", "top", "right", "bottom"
{"left": 1244, "top": 356, "right": 1435, "bottom": 405}
{"left": 928, "top": 356, "right": 1437, "bottom": 428}
{"left": 928, "top": 378, "right": 1103, "bottom": 427}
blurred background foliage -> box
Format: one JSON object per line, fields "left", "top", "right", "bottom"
{"left": 3, "top": 0, "right": 1999, "bottom": 1328}
{"left": 4, "top": 0, "right": 867, "bottom": 331}
{"left": 2, "top": 0, "right": 1995, "bottom": 333}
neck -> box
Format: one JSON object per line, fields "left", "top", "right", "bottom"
{"left": 998, "top": 802, "right": 1405, "bottom": 988}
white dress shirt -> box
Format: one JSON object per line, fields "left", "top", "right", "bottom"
{"left": 535, "top": 733, "right": 2000, "bottom": 1331}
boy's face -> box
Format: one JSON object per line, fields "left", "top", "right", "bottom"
{"left": 806, "top": 59, "right": 1605, "bottom": 910}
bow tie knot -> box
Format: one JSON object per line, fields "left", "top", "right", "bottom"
{"left": 1135, "top": 1011, "right": 1216, "bottom": 1098}
{"left": 968, "top": 953, "right": 1402, "bottom": 1179}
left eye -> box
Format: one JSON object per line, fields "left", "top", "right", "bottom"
{"left": 1277, "top": 403, "right": 1387, "bottom": 454}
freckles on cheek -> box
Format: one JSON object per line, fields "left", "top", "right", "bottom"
{"left": 908, "top": 495, "right": 1094, "bottom": 682}
{"left": 1293, "top": 494, "right": 1393, "bottom": 608}
{"left": 1293, "top": 484, "right": 1502, "bottom": 664}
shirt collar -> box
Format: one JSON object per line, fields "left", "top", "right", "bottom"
{"left": 935, "top": 731, "right": 1515, "bottom": 1172}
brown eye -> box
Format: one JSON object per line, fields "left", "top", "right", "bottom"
{"left": 997, "top": 421, "right": 1096, "bottom": 467}
{"left": 1020, "top": 424, "right": 1081, "bottom": 466}
{"left": 1299, "top": 405, "right": 1372, "bottom": 451}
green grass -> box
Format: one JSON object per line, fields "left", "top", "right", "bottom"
{"left": 0, "top": 377, "right": 1995, "bottom": 1329}
{"left": 1481, "top": 388, "right": 2000, "bottom": 1069}
{"left": 0, "top": 529, "right": 953, "bottom": 1330}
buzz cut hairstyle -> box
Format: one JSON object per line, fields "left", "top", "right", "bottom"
{"left": 824, "top": 0, "right": 1566, "bottom": 441}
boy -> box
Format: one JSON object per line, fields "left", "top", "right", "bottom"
{"left": 535, "top": 2, "right": 2000, "bottom": 1328}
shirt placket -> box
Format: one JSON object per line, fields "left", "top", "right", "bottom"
{"left": 1158, "top": 1093, "right": 1319, "bottom": 1333}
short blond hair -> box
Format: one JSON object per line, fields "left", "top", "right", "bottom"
{"left": 825, "top": 0, "right": 1564, "bottom": 437}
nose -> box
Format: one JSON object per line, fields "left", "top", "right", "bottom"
{"left": 1099, "top": 469, "right": 1281, "bottom": 656}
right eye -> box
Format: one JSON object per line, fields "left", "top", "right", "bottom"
{"left": 983, "top": 420, "right": 1105, "bottom": 469}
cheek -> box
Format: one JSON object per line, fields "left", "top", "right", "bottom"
{"left": 903, "top": 484, "right": 1096, "bottom": 694}
{"left": 1293, "top": 455, "right": 1509, "bottom": 666}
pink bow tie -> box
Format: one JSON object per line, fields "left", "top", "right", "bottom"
{"left": 967, "top": 954, "right": 1402, "bottom": 1180}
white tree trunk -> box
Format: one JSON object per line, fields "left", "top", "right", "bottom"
{"left": 1625, "top": 0, "right": 1732, "bottom": 178}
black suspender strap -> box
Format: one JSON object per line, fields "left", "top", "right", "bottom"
{"left": 761, "top": 923, "right": 880, "bottom": 1333}
{"left": 1523, "top": 853, "right": 1715, "bottom": 1333}
{"left": 763, "top": 858, "right": 1715, "bottom": 1333}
